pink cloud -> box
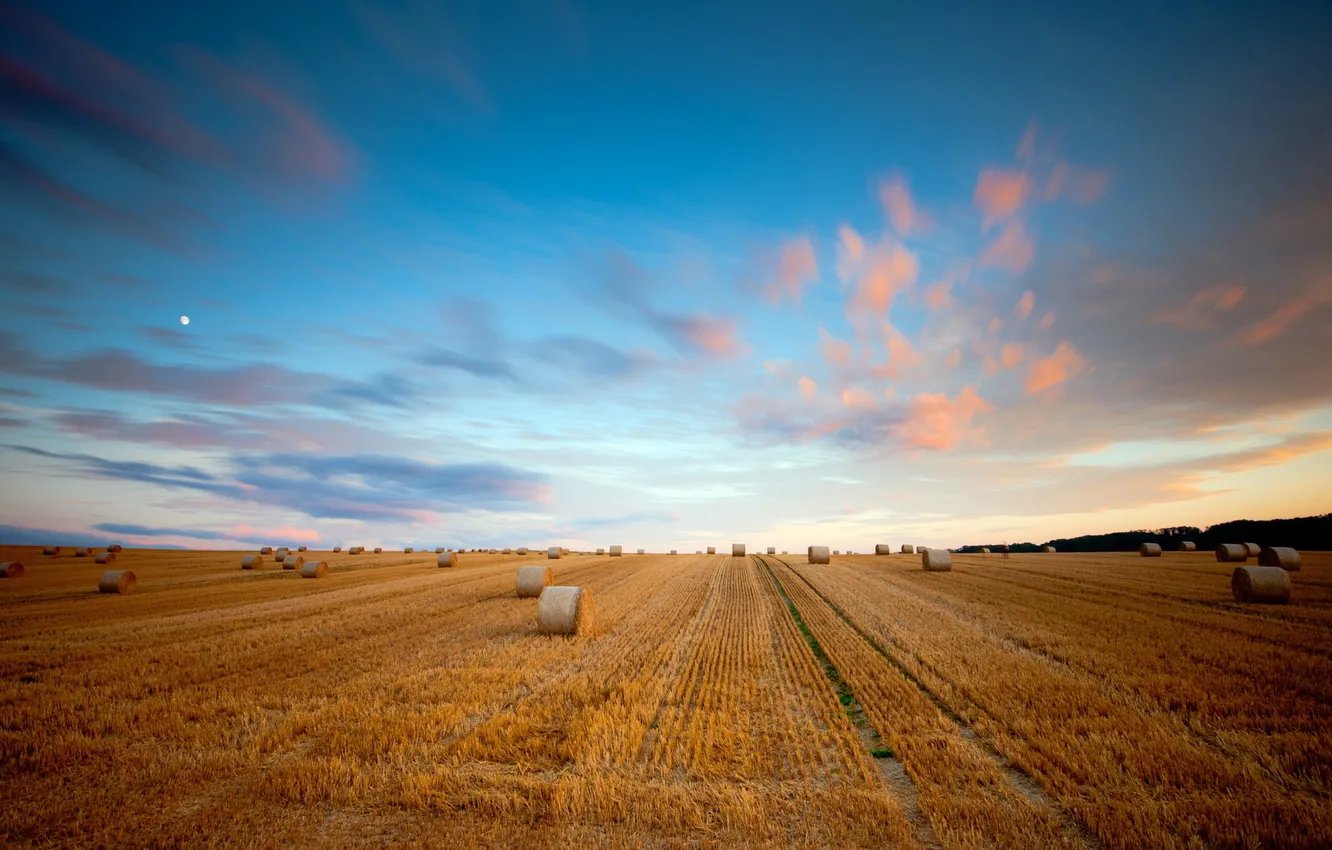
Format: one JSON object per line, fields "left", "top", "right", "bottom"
{"left": 849, "top": 243, "right": 918, "bottom": 318}
{"left": 896, "top": 386, "right": 994, "bottom": 450}
{"left": 925, "top": 279, "right": 954, "bottom": 310}
{"left": 1014, "top": 290, "right": 1035, "bottom": 319}
{"left": 1026, "top": 341, "right": 1087, "bottom": 393}
{"left": 841, "top": 387, "right": 877, "bottom": 411}
{"left": 1001, "top": 342, "right": 1025, "bottom": 369}
{"left": 980, "top": 220, "right": 1035, "bottom": 272}
{"left": 974, "top": 169, "right": 1029, "bottom": 229}
{"left": 760, "top": 236, "right": 819, "bottom": 306}
{"left": 878, "top": 173, "right": 919, "bottom": 235}
{"left": 1153, "top": 284, "right": 1248, "bottom": 331}
{"left": 1017, "top": 121, "right": 1038, "bottom": 160}
{"left": 871, "top": 323, "right": 920, "bottom": 379}
{"left": 799, "top": 376, "right": 817, "bottom": 399}
{"left": 678, "top": 314, "right": 748, "bottom": 358}
{"left": 1240, "top": 283, "right": 1332, "bottom": 345}
{"left": 942, "top": 349, "right": 961, "bottom": 368}
{"left": 819, "top": 328, "right": 854, "bottom": 368}
{"left": 1039, "top": 311, "right": 1056, "bottom": 331}
{"left": 234, "top": 524, "right": 321, "bottom": 541}
{"left": 988, "top": 317, "right": 1003, "bottom": 333}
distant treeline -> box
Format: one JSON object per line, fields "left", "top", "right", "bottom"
{"left": 956, "top": 513, "right": 1332, "bottom": 553}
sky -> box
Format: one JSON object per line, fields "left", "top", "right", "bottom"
{"left": 2, "top": 0, "right": 1331, "bottom": 552}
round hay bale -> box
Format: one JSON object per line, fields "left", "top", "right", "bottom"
{"left": 516, "top": 548, "right": 529, "bottom": 555}
{"left": 1043, "top": 546, "right": 1057, "bottom": 553}
{"left": 537, "top": 586, "right": 593, "bottom": 635}
{"left": 1216, "top": 544, "right": 1248, "bottom": 563}
{"left": 0, "top": 562, "right": 24, "bottom": 578}
{"left": 875, "top": 544, "right": 891, "bottom": 555}
{"left": 670, "top": 549, "right": 677, "bottom": 555}
{"left": 732, "top": 543, "right": 746, "bottom": 556}
{"left": 1231, "top": 565, "right": 1291, "bottom": 604}
{"left": 782, "top": 551, "right": 788, "bottom": 554}
{"left": 1258, "top": 547, "right": 1301, "bottom": 571}
{"left": 107, "top": 544, "right": 123, "bottom": 553}
{"left": 95, "top": 552, "right": 116, "bottom": 565}
{"left": 516, "top": 565, "right": 553, "bottom": 598}
{"left": 637, "top": 548, "right": 645, "bottom": 555}
{"left": 609, "top": 545, "right": 622, "bottom": 557}
{"left": 404, "top": 547, "right": 413, "bottom": 553}
{"left": 282, "top": 555, "right": 305, "bottom": 570}
{"left": 42, "top": 546, "right": 60, "bottom": 556}
{"left": 434, "top": 547, "right": 445, "bottom": 554}
{"left": 547, "top": 547, "right": 562, "bottom": 559}
{"left": 833, "top": 550, "right": 840, "bottom": 555}
{"left": 808, "top": 546, "right": 830, "bottom": 565}
{"left": 300, "top": 560, "right": 328, "bottom": 578}
{"left": 1243, "top": 542, "right": 1261, "bottom": 558}
{"left": 767, "top": 547, "right": 776, "bottom": 555}
{"left": 596, "top": 548, "right": 605, "bottom": 555}
{"left": 901, "top": 544, "right": 914, "bottom": 554}
{"left": 979, "top": 547, "right": 991, "bottom": 554}
{"left": 260, "top": 547, "right": 273, "bottom": 555}
{"left": 707, "top": 547, "right": 716, "bottom": 555}
{"left": 502, "top": 548, "right": 512, "bottom": 554}
{"left": 922, "top": 549, "right": 953, "bottom": 571}
{"left": 696, "top": 551, "right": 702, "bottom": 554}
{"left": 1139, "top": 543, "right": 1163, "bottom": 557}
{"left": 373, "top": 547, "right": 383, "bottom": 554}
{"left": 241, "top": 555, "right": 264, "bottom": 570}
{"left": 75, "top": 547, "right": 92, "bottom": 557}
{"left": 333, "top": 546, "right": 342, "bottom": 553}
{"left": 98, "top": 570, "right": 136, "bottom": 594}
{"left": 297, "top": 546, "right": 308, "bottom": 552}
{"left": 437, "top": 552, "right": 458, "bottom": 568}
{"left": 1178, "top": 541, "right": 1196, "bottom": 552}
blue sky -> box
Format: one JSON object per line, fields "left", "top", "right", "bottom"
{"left": 2, "top": 0, "right": 1331, "bottom": 550}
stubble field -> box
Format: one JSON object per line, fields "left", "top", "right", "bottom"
{"left": 1, "top": 546, "right": 1329, "bottom": 848}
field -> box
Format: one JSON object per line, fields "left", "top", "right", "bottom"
{"left": 1, "top": 547, "right": 1330, "bottom": 848}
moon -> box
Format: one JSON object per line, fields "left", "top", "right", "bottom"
{"left": 179, "top": 316, "right": 190, "bottom": 326}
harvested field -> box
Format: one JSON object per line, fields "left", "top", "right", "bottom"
{"left": 1, "top": 546, "right": 1330, "bottom": 848}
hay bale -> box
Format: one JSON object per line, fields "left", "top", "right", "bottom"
{"left": 1042, "top": 546, "right": 1057, "bottom": 553}
{"left": 300, "top": 560, "right": 328, "bottom": 578}
{"left": 536, "top": 586, "right": 593, "bottom": 635}
{"left": 404, "top": 547, "right": 414, "bottom": 553}
{"left": 435, "top": 547, "right": 445, "bottom": 554}
{"left": 1231, "top": 565, "right": 1291, "bottom": 604}
{"left": 833, "top": 550, "right": 840, "bottom": 555}
{"left": 670, "top": 549, "right": 677, "bottom": 555}
{"left": 696, "top": 551, "right": 702, "bottom": 554}
{"left": 875, "top": 544, "right": 891, "bottom": 555}
{"left": 517, "top": 548, "right": 529, "bottom": 555}
{"left": 297, "top": 546, "right": 308, "bottom": 552}
{"left": 437, "top": 552, "right": 458, "bottom": 568}
{"left": 610, "top": 545, "right": 622, "bottom": 557}
{"left": 707, "top": 547, "right": 716, "bottom": 555}
{"left": 596, "top": 548, "right": 605, "bottom": 555}
{"left": 979, "top": 547, "right": 991, "bottom": 554}
{"left": 733, "top": 543, "right": 746, "bottom": 556}
{"left": 808, "top": 546, "right": 830, "bottom": 564}
{"left": 282, "top": 555, "right": 305, "bottom": 570}
{"left": 1243, "top": 542, "right": 1261, "bottom": 558}
{"left": 42, "top": 546, "right": 60, "bottom": 556}
{"left": 107, "top": 545, "right": 123, "bottom": 553}
{"left": 1139, "top": 543, "right": 1163, "bottom": 557}
{"left": 0, "top": 562, "right": 24, "bottom": 578}
{"left": 922, "top": 549, "right": 953, "bottom": 571}
{"left": 260, "top": 547, "right": 273, "bottom": 555}
{"left": 75, "top": 547, "right": 92, "bottom": 557}
{"left": 782, "top": 551, "right": 788, "bottom": 554}
{"left": 333, "top": 546, "right": 342, "bottom": 553}
{"left": 767, "top": 547, "right": 776, "bottom": 555}
{"left": 1178, "top": 541, "right": 1196, "bottom": 552}
{"left": 1258, "top": 547, "right": 1301, "bottom": 571}
{"left": 98, "top": 570, "right": 136, "bottom": 594}
{"left": 516, "top": 565, "right": 553, "bottom": 598}
{"left": 241, "top": 555, "right": 264, "bottom": 570}
{"left": 901, "top": 544, "right": 914, "bottom": 554}
{"left": 95, "top": 552, "right": 116, "bottom": 565}
{"left": 373, "top": 547, "right": 383, "bottom": 554}
{"left": 1216, "top": 544, "right": 1248, "bottom": 563}
{"left": 548, "top": 547, "right": 562, "bottom": 559}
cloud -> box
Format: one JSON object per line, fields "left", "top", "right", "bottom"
{"left": 818, "top": 328, "right": 854, "bottom": 368}
{"left": 1152, "top": 284, "right": 1247, "bottom": 331}
{"left": 895, "top": 386, "right": 994, "bottom": 450}
{"left": 870, "top": 323, "right": 920, "bottom": 379}
{"left": 847, "top": 242, "right": 918, "bottom": 320}
{"left": 92, "top": 522, "right": 232, "bottom": 540}
{"left": 980, "top": 220, "right": 1034, "bottom": 273}
{"left": 1014, "top": 290, "right": 1035, "bottom": 319}
{"left": 878, "top": 173, "right": 919, "bottom": 235}
{"left": 753, "top": 236, "right": 818, "bottom": 306}
{"left": 836, "top": 225, "right": 866, "bottom": 280}
{"left": 136, "top": 325, "right": 199, "bottom": 350}
{"left": 1240, "top": 281, "right": 1332, "bottom": 345}
{"left": 1038, "top": 311, "right": 1056, "bottom": 331}
{"left": 658, "top": 313, "right": 748, "bottom": 358}
{"left": 799, "top": 376, "right": 817, "bottom": 399}
{"left": 572, "top": 511, "right": 682, "bottom": 529}
{"left": 538, "top": 336, "right": 656, "bottom": 379}
{"left": 351, "top": 0, "right": 490, "bottom": 112}
{"left": 841, "top": 387, "right": 877, "bottom": 411}
{"left": 326, "top": 372, "right": 419, "bottom": 407}
{"left": 0, "top": 523, "right": 185, "bottom": 549}
{"left": 974, "top": 169, "right": 1029, "bottom": 229}
{"left": 1025, "top": 341, "right": 1088, "bottom": 394}
{"left": 0, "top": 415, "right": 25, "bottom": 428}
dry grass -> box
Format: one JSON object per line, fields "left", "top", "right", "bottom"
{"left": 1, "top": 546, "right": 1329, "bottom": 848}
